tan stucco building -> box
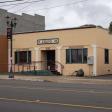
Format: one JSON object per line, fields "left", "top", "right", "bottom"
{"left": 12, "top": 25, "right": 112, "bottom": 76}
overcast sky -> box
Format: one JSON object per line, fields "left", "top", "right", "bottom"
{"left": 1, "top": 0, "right": 112, "bottom": 29}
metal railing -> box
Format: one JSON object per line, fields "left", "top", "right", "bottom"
{"left": 7, "top": 61, "right": 64, "bottom": 74}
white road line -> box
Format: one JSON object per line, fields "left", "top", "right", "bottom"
{"left": 0, "top": 97, "right": 112, "bottom": 110}
{"left": 0, "top": 85, "right": 112, "bottom": 94}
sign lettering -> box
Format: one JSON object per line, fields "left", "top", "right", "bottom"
{"left": 37, "top": 38, "right": 59, "bottom": 45}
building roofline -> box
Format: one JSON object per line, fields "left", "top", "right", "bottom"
{"left": 14, "top": 25, "right": 99, "bottom": 35}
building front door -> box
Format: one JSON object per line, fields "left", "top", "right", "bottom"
{"left": 46, "top": 50, "right": 55, "bottom": 71}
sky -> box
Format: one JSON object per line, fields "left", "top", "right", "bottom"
{"left": 1, "top": 0, "right": 112, "bottom": 29}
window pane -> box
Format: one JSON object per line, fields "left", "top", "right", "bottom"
{"left": 66, "top": 49, "right": 71, "bottom": 63}
{"left": 105, "top": 49, "right": 109, "bottom": 64}
{"left": 71, "top": 49, "right": 77, "bottom": 63}
{"left": 83, "top": 48, "right": 88, "bottom": 63}
{"left": 19, "top": 51, "right": 27, "bottom": 64}
{"left": 15, "top": 52, "right": 17, "bottom": 64}
{"left": 77, "top": 49, "right": 82, "bottom": 63}
{"left": 28, "top": 51, "right": 31, "bottom": 63}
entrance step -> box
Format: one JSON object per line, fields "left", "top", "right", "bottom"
{"left": 51, "top": 70, "right": 62, "bottom": 75}
{"left": 16, "top": 70, "right": 58, "bottom": 76}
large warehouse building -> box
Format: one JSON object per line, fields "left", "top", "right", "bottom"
{"left": 0, "top": 8, "right": 45, "bottom": 73}
{"left": 0, "top": 8, "right": 45, "bottom": 35}
{"left": 12, "top": 25, "right": 112, "bottom": 76}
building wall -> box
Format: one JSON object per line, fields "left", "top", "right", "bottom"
{"left": 60, "top": 45, "right": 93, "bottom": 76}
{"left": 13, "top": 28, "right": 98, "bottom": 48}
{"left": 96, "top": 46, "right": 112, "bottom": 76}
{"left": 91, "top": 29, "right": 112, "bottom": 76}
{"left": 13, "top": 27, "right": 112, "bottom": 76}
{"left": 0, "top": 9, "right": 45, "bottom": 35}
{"left": 0, "top": 36, "right": 8, "bottom": 72}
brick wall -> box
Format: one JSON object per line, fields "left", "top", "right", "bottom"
{"left": 0, "top": 36, "right": 8, "bottom": 72}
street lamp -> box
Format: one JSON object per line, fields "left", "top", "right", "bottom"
{"left": 6, "top": 16, "right": 17, "bottom": 78}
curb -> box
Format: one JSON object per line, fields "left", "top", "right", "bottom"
{"left": 0, "top": 78, "right": 45, "bottom": 82}
{"left": 0, "top": 76, "right": 112, "bottom": 84}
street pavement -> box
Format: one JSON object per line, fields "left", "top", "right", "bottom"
{"left": 0, "top": 79, "right": 112, "bottom": 112}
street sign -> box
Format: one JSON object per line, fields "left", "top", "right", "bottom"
{"left": 7, "top": 28, "right": 12, "bottom": 39}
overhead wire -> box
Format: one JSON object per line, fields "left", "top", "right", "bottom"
{"left": 0, "top": 0, "right": 110, "bottom": 29}
{"left": 13, "top": 0, "right": 46, "bottom": 13}
{"left": 7, "top": 0, "right": 33, "bottom": 10}
{"left": 2, "top": 0, "right": 90, "bottom": 29}
{"left": 0, "top": 0, "right": 45, "bottom": 7}
{"left": 0, "top": 0, "right": 91, "bottom": 29}
{"left": 0, "top": 0, "right": 25, "bottom": 4}
{"left": 9, "top": 0, "right": 90, "bottom": 13}
{"left": 0, "top": 0, "right": 89, "bottom": 8}
{"left": 30, "top": 0, "right": 89, "bottom": 12}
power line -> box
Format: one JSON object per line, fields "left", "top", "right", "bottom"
{"left": 13, "top": 0, "right": 46, "bottom": 13}
{"left": 0, "top": 0, "right": 25, "bottom": 4}
{"left": 6, "top": 0, "right": 63, "bottom": 10}
{"left": 14, "top": 0, "right": 89, "bottom": 13}
{"left": 7, "top": 0, "right": 32, "bottom": 10}
{"left": 37, "top": 0, "right": 89, "bottom": 11}
{"left": 16, "top": 0, "right": 89, "bottom": 13}
{"left": 0, "top": 0, "right": 44, "bottom": 7}
{"left": 0, "top": 0, "right": 88, "bottom": 8}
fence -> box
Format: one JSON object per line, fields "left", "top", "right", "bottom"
{"left": 7, "top": 61, "right": 64, "bottom": 75}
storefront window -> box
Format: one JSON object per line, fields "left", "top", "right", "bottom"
{"left": 66, "top": 48, "right": 88, "bottom": 64}
{"left": 15, "top": 51, "right": 31, "bottom": 64}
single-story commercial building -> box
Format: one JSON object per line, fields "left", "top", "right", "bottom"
{"left": 12, "top": 25, "right": 112, "bottom": 76}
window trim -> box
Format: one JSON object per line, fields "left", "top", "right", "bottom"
{"left": 66, "top": 48, "right": 88, "bottom": 64}
{"left": 15, "top": 51, "right": 31, "bottom": 64}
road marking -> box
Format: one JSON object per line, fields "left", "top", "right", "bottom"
{"left": 0, "top": 85, "right": 112, "bottom": 94}
{"left": 0, "top": 97, "right": 40, "bottom": 103}
{"left": 0, "top": 97, "right": 112, "bottom": 110}
{"left": 40, "top": 101, "right": 112, "bottom": 110}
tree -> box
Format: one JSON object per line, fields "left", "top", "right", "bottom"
{"left": 109, "top": 21, "right": 112, "bottom": 34}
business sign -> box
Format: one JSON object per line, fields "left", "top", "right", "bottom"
{"left": 37, "top": 38, "right": 59, "bottom": 45}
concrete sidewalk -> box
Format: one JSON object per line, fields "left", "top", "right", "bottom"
{"left": 0, "top": 74, "right": 112, "bottom": 84}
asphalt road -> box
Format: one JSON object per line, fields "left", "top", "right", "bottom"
{"left": 0, "top": 79, "right": 112, "bottom": 112}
